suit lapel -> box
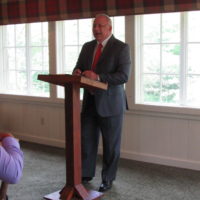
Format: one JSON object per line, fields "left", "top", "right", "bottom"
{"left": 100, "top": 35, "right": 115, "bottom": 60}
{"left": 88, "top": 41, "right": 97, "bottom": 70}
{"left": 95, "top": 35, "right": 115, "bottom": 72}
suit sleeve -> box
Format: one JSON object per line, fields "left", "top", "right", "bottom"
{"left": 73, "top": 43, "right": 88, "bottom": 72}
{"left": 99, "top": 44, "right": 131, "bottom": 85}
{"left": 0, "top": 137, "right": 24, "bottom": 184}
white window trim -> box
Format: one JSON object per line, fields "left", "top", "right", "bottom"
{"left": 0, "top": 22, "right": 63, "bottom": 104}
{"left": 0, "top": 27, "right": 3, "bottom": 89}
{"left": 1, "top": 15, "right": 200, "bottom": 120}
{"left": 126, "top": 14, "right": 200, "bottom": 119}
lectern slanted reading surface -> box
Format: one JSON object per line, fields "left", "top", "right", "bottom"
{"left": 38, "top": 74, "right": 107, "bottom": 200}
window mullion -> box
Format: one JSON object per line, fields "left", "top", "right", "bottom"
{"left": 62, "top": 22, "right": 65, "bottom": 74}
{"left": 2, "top": 27, "right": 8, "bottom": 93}
{"left": 14, "top": 26, "right": 18, "bottom": 93}
{"left": 41, "top": 23, "right": 44, "bottom": 72}
{"left": 77, "top": 20, "right": 80, "bottom": 64}
{"left": 56, "top": 21, "right": 63, "bottom": 74}
{"left": 160, "top": 14, "right": 163, "bottom": 103}
{"left": 180, "top": 12, "right": 188, "bottom": 106}
{"left": 26, "top": 24, "right": 31, "bottom": 95}
{"left": 138, "top": 15, "right": 143, "bottom": 103}
{"left": 56, "top": 21, "right": 65, "bottom": 98}
{"left": 48, "top": 21, "right": 57, "bottom": 99}
{"left": 0, "top": 27, "right": 3, "bottom": 91}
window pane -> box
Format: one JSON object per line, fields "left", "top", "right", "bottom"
{"left": 31, "top": 47, "right": 43, "bottom": 70}
{"left": 1, "top": 22, "right": 49, "bottom": 97}
{"left": 31, "top": 71, "right": 49, "bottom": 97}
{"left": 43, "top": 47, "right": 49, "bottom": 70}
{"left": 188, "top": 11, "right": 200, "bottom": 42}
{"left": 162, "top": 44, "right": 180, "bottom": 74}
{"left": 5, "top": 25, "right": 15, "bottom": 46}
{"left": 42, "top": 22, "right": 48, "bottom": 46}
{"left": 162, "top": 13, "right": 180, "bottom": 43}
{"left": 64, "top": 46, "right": 79, "bottom": 73}
{"left": 188, "top": 44, "right": 200, "bottom": 74}
{"left": 143, "top": 14, "right": 160, "bottom": 43}
{"left": 161, "top": 75, "right": 179, "bottom": 103}
{"left": 143, "top": 45, "right": 160, "bottom": 73}
{"left": 64, "top": 20, "right": 78, "bottom": 45}
{"left": 187, "top": 75, "right": 200, "bottom": 105}
{"left": 112, "top": 16, "right": 125, "bottom": 42}
{"left": 7, "top": 71, "right": 27, "bottom": 94}
{"left": 143, "top": 75, "right": 160, "bottom": 103}
{"left": 30, "top": 23, "right": 42, "bottom": 46}
{"left": 136, "top": 11, "right": 200, "bottom": 108}
{"left": 16, "top": 71, "right": 27, "bottom": 93}
{"left": 8, "top": 71, "right": 17, "bottom": 91}
{"left": 6, "top": 48, "right": 15, "bottom": 70}
{"left": 15, "top": 24, "right": 26, "bottom": 46}
{"left": 79, "top": 19, "right": 93, "bottom": 44}
{"left": 16, "top": 48, "right": 26, "bottom": 70}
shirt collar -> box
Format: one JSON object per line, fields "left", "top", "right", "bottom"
{"left": 97, "top": 34, "right": 112, "bottom": 48}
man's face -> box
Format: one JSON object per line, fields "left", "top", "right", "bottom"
{"left": 92, "top": 16, "right": 112, "bottom": 43}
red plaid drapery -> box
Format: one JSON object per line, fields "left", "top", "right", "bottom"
{"left": 0, "top": 0, "right": 200, "bottom": 25}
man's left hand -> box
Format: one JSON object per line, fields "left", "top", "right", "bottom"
{"left": 82, "top": 70, "right": 99, "bottom": 81}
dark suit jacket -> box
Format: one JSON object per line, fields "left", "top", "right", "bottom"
{"left": 74, "top": 35, "right": 131, "bottom": 117}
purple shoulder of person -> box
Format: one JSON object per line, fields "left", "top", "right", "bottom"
{"left": 0, "top": 137, "right": 24, "bottom": 184}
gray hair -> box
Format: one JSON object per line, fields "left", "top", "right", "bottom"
{"left": 95, "top": 13, "right": 112, "bottom": 26}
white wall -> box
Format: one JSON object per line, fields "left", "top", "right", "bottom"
{"left": 121, "top": 111, "right": 200, "bottom": 170}
{"left": 0, "top": 97, "right": 65, "bottom": 147}
{"left": 1, "top": 96, "right": 200, "bottom": 171}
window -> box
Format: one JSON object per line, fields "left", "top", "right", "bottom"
{"left": 0, "top": 22, "right": 49, "bottom": 97}
{"left": 56, "top": 16, "right": 125, "bottom": 98}
{"left": 135, "top": 11, "right": 200, "bottom": 108}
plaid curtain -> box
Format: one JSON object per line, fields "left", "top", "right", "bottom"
{"left": 0, "top": 0, "right": 200, "bottom": 25}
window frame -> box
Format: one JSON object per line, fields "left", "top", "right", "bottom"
{"left": 56, "top": 16, "right": 126, "bottom": 99}
{"left": 1, "top": 15, "right": 200, "bottom": 120}
{"left": 129, "top": 12, "right": 200, "bottom": 117}
{"left": 0, "top": 22, "right": 50, "bottom": 98}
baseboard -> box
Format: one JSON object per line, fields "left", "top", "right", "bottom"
{"left": 13, "top": 132, "right": 65, "bottom": 148}
{"left": 121, "top": 150, "right": 200, "bottom": 171}
{"left": 6, "top": 131, "right": 200, "bottom": 171}
{"left": 98, "top": 147, "right": 200, "bottom": 171}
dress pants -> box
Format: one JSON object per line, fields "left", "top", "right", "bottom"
{"left": 81, "top": 94, "right": 123, "bottom": 182}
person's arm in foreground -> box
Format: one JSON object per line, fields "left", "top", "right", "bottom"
{"left": 0, "top": 133, "right": 24, "bottom": 184}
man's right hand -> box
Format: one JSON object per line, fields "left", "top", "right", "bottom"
{"left": 72, "top": 69, "right": 82, "bottom": 76}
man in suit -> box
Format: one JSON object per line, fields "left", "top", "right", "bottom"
{"left": 73, "top": 13, "right": 131, "bottom": 192}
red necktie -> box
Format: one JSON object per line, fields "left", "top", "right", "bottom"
{"left": 91, "top": 43, "right": 103, "bottom": 71}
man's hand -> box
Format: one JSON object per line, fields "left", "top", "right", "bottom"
{"left": 82, "top": 70, "right": 99, "bottom": 81}
{"left": 0, "top": 132, "right": 13, "bottom": 141}
{"left": 72, "top": 69, "right": 82, "bottom": 76}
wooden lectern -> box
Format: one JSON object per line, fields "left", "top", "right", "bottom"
{"left": 38, "top": 74, "right": 107, "bottom": 200}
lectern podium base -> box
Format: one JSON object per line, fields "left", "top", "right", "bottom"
{"left": 44, "top": 187, "right": 103, "bottom": 200}
{"left": 44, "top": 191, "right": 60, "bottom": 200}
{"left": 38, "top": 75, "right": 107, "bottom": 200}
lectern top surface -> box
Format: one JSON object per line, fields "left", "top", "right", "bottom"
{"left": 38, "top": 74, "right": 108, "bottom": 90}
